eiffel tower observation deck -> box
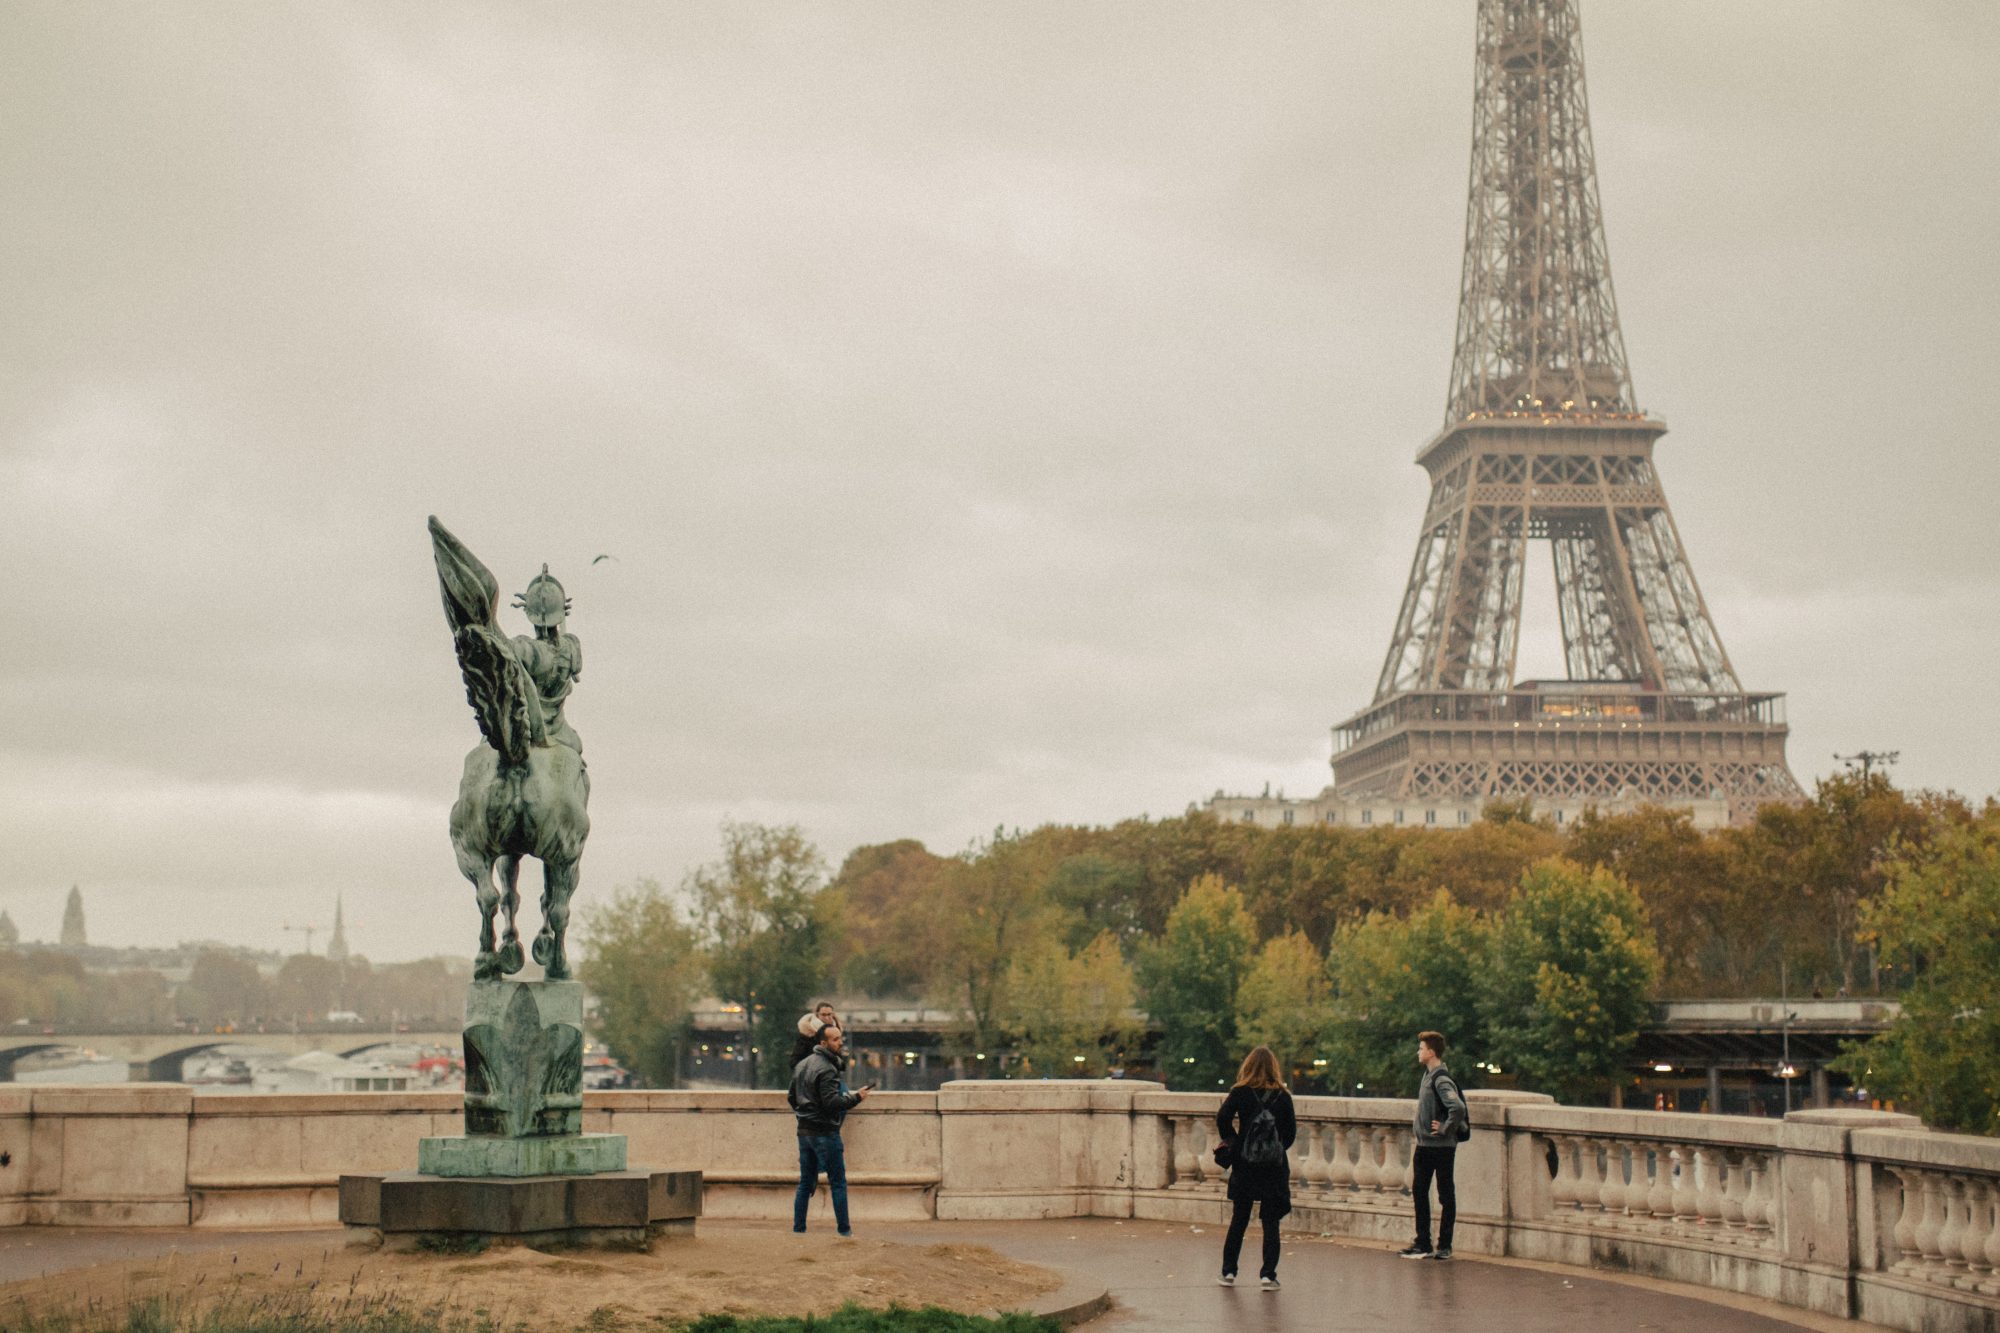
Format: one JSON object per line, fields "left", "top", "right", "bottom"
{"left": 1330, "top": 0, "right": 1802, "bottom": 822}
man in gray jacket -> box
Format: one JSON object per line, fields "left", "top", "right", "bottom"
{"left": 789, "top": 1023, "right": 870, "bottom": 1236}
{"left": 1399, "top": 1029, "right": 1469, "bottom": 1261}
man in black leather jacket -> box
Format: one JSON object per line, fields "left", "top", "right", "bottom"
{"left": 788, "top": 1023, "right": 870, "bottom": 1235}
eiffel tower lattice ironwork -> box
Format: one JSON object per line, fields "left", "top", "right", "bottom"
{"left": 1332, "top": 0, "right": 1802, "bottom": 820}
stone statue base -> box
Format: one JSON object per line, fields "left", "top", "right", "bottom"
{"left": 463, "top": 978, "right": 585, "bottom": 1137}
{"left": 340, "top": 1169, "right": 701, "bottom": 1252}
{"left": 336, "top": 975, "right": 695, "bottom": 1250}
{"left": 418, "top": 1131, "right": 627, "bottom": 1178}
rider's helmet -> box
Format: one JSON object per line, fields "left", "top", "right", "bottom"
{"left": 514, "top": 565, "right": 572, "bottom": 628}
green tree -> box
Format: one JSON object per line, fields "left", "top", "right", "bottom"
{"left": 1044, "top": 853, "right": 1146, "bottom": 954}
{"left": 1837, "top": 815, "right": 2000, "bottom": 1133}
{"left": 1323, "top": 892, "right": 1490, "bottom": 1095}
{"left": 687, "top": 821, "right": 829, "bottom": 1088}
{"left": 1000, "top": 930, "right": 1141, "bottom": 1076}
{"left": 271, "top": 954, "right": 343, "bottom": 1023}
{"left": 929, "top": 830, "right": 1065, "bottom": 1058}
{"left": 1136, "top": 875, "right": 1256, "bottom": 1090}
{"left": 1568, "top": 805, "right": 1736, "bottom": 995}
{"left": 1480, "top": 859, "right": 1660, "bottom": 1103}
{"left": 1237, "top": 930, "right": 1329, "bottom": 1080}
{"left": 174, "top": 950, "right": 271, "bottom": 1025}
{"left": 578, "top": 877, "right": 707, "bottom": 1088}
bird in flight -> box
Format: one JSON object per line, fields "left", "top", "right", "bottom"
{"left": 592, "top": 554, "right": 616, "bottom": 565}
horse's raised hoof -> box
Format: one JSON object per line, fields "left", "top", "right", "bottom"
{"left": 497, "top": 939, "right": 525, "bottom": 975}
{"left": 532, "top": 930, "right": 554, "bottom": 968}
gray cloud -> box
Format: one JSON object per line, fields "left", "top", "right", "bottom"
{"left": 4, "top": 3, "right": 1994, "bottom": 958}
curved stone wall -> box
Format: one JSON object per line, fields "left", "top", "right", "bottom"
{"left": 0, "top": 1082, "right": 1992, "bottom": 1333}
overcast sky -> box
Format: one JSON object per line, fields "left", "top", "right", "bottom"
{"left": 4, "top": 4, "right": 1995, "bottom": 962}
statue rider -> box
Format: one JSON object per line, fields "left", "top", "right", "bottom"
{"left": 511, "top": 565, "right": 584, "bottom": 757}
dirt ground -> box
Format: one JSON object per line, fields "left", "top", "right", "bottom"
{"left": 0, "top": 1223, "right": 1063, "bottom": 1331}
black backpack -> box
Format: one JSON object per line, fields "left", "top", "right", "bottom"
{"left": 1433, "top": 1072, "right": 1472, "bottom": 1142}
{"left": 1239, "top": 1090, "right": 1286, "bottom": 1165}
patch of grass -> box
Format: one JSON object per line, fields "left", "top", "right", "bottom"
{"left": 1, "top": 1290, "right": 519, "bottom": 1333}
{"left": 674, "top": 1306, "right": 1062, "bottom": 1333}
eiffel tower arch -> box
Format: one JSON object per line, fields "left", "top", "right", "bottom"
{"left": 1330, "top": 0, "right": 1802, "bottom": 823}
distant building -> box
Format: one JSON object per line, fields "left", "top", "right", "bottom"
{"left": 0, "top": 911, "right": 17, "bottom": 946}
{"left": 327, "top": 893, "right": 349, "bottom": 965}
{"left": 1204, "top": 787, "right": 1730, "bottom": 833}
{"left": 59, "top": 885, "right": 86, "bottom": 948}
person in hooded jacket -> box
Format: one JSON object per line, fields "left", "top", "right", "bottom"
{"left": 789, "top": 1001, "right": 840, "bottom": 1071}
{"left": 1213, "top": 1045, "right": 1297, "bottom": 1291}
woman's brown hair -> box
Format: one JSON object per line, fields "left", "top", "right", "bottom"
{"left": 1233, "top": 1045, "right": 1285, "bottom": 1090}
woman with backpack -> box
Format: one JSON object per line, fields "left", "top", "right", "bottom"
{"left": 1214, "top": 1045, "right": 1297, "bottom": 1291}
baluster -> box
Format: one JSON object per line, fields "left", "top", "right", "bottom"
{"left": 1398, "top": 1129, "right": 1416, "bottom": 1195}
{"left": 1646, "top": 1145, "right": 1675, "bottom": 1227}
{"left": 1357, "top": 1127, "right": 1384, "bottom": 1193}
{"left": 1577, "top": 1138, "right": 1607, "bottom": 1213}
{"left": 1977, "top": 1178, "right": 2000, "bottom": 1297}
{"left": 1192, "top": 1119, "right": 1214, "bottom": 1191}
{"left": 1597, "top": 1139, "right": 1630, "bottom": 1222}
{"left": 1751, "top": 1153, "right": 1781, "bottom": 1242}
{"left": 1671, "top": 1148, "right": 1701, "bottom": 1231}
{"left": 1718, "top": 1150, "right": 1748, "bottom": 1231}
{"left": 1327, "top": 1123, "right": 1355, "bottom": 1192}
{"left": 1364, "top": 1126, "right": 1388, "bottom": 1194}
{"left": 1937, "top": 1176, "right": 1971, "bottom": 1285}
{"left": 1547, "top": 1138, "right": 1577, "bottom": 1211}
{"left": 1305, "top": 1123, "right": 1334, "bottom": 1197}
{"left": 1691, "top": 1147, "right": 1723, "bottom": 1228}
{"left": 1287, "top": 1123, "right": 1310, "bottom": 1190}
{"left": 1914, "top": 1172, "right": 1947, "bottom": 1281}
{"left": 1888, "top": 1167, "right": 1922, "bottom": 1272}
{"left": 1171, "top": 1116, "right": 1196, "bottom": 1188}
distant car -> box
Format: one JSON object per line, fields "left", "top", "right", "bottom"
{"left": 326, "top": 1011, "right": 364, "bottom": 1024}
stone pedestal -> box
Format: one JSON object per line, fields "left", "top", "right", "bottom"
{"left": 334, "top": 976, "right": 695, "bottom": 1249}
{"left": 463, "top": 978, "right": 585, "bottom": 1137}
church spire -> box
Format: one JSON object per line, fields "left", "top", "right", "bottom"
{"left": 328, "top": 892, "right": 349, "bottom": 964}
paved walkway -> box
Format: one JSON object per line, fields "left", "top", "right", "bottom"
{"left": 871, "top": 1219, "right": 1869, "bottom": 1332}
{"left": 0, "top": 1219, "right": 1874, "bottom": 1331}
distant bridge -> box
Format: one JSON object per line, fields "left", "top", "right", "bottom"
{"left": 0, "top": 1027, "right": 462, "bottom": 1081}
{"left": 685, "top": 998, "right": 1902, "bottom": 1104}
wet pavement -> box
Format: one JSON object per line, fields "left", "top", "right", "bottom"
{"left": 870, "top": 1218, "right": 1868, "bottom": 1332}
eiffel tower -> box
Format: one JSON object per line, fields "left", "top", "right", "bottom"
{"left": 1331, "top": 0, "right": 1802, "bottom": 821}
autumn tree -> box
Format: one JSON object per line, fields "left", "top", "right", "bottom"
{"left": 1000, "top": 930, "right": 1141, "bottom": 1076}
{"left": 578, "top": 877, "right": 707, "bottom": 1088}
{"left": 1237, "top": 930, "right": 1329, "bottom": 1078}
{"left": 1136, "top": 875, "right": 1256, "bottom": 1090}
{"left": 1480, "top": 859, "right": 1659, "bottom": 1103}
{"left": 687, "top": 821, "right": 830, "bottom": 1087}
{"left": 818, "top": 840, "right": 953, "bottom": 995}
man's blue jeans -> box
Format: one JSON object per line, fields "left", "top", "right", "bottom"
{"left": 795, "top": 1133, "right": 850, "bottom": 1234}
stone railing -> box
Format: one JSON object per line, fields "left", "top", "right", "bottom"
{"left": 2, "top": 1082, "right": 1996, "bottom": 1332}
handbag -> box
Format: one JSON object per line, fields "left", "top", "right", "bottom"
{"left": 1212, "top": 1138, "right": 1235, "bottom": 1169}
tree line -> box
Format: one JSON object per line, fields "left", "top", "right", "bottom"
{"left": 579, "top": 773, "right": 2000, "bottom": 1132}
{"left": 0, "top": 948, "right": 470, "bottom": 1029}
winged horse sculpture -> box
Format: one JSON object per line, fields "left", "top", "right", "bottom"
{"left": 427, "top": 517, "right": 591, "bottom": 981}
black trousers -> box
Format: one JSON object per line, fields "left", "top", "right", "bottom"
{"left": 1412, "top": 1144, "right": 1457, "bottom": 1249}
{"left": 1222, "top": 1197, "right": 1283, "bottom": 1277}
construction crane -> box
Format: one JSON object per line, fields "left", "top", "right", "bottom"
{"left": 282, "top": 923, "right": 320, "bottom": 955}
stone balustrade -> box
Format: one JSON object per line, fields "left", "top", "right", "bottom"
{"left": 0, "top": 1082, "right": 1995, "bottom": 1331}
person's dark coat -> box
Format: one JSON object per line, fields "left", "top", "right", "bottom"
{"left": 788, "top": 1032, "right": 818, "bottom": 1070}
{"left": 788, "top": 1045, "right": 861, "bottom": 1136}
{"left": 1216, "top": 1084, "right": 1297, "bottom": 1213}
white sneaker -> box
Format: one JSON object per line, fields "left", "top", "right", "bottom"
{"left": 1216, "top": 1273, "right": 1235, "bottom": 1287}
{"left": 1260, "top": 1276, "right": 1280, "bottom": 1291}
